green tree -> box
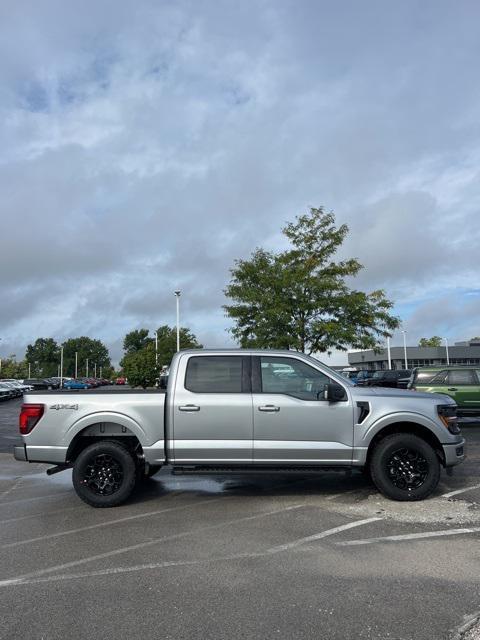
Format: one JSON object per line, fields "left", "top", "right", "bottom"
{"left": 155, "top": 325, "right": 202, "bottom": 367}
{"left": 123, "top": 329, "right": 152, "bottom": 355}
{"left": 224, "top": 207, "right": 400, "bottom": 354}
{"left": 0, "top": 356, "right": 28, "bottom": 379}
{"left": 418, "top": 336, "right": 443, "bottom": 347}
{"left": 62, "top": 337, "right": 111, "bottom": 377}
{"left": 25, "top": 338, "right": 60, "bottom": 377}
{"left": 122, "top": 343, "right": 157, "bottom": 388}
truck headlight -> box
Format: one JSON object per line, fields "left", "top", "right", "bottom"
{"left": 437, "top": 404, "right": 461, "bottom": 434}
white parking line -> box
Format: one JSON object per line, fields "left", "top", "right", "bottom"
{"left": 0, "top": 504, "right": 304, "bottom": 588}
{"left": 0, "top": 514, "right": 381, "bottom": 587}
{"left": 0, "top": 496, "right": 224, "bottom": 549}
{"left": 441, "top": 483, "right": 480, "bottom": 498}
{"left": 267, "top": 517, "right": 381, "bottom": 553}
{"left": 336, "top": 526, "right": 480, "bottom": 546}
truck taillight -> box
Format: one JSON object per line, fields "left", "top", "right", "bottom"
{"left": 19, "top": 404, "right": 45, "bottom": 434}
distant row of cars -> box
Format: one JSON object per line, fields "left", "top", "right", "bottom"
{"left": 0, "top": 376, "right": 114, "bottom": 400}
{"left": 343, "top": 366, "right": 480, "bottom": 415}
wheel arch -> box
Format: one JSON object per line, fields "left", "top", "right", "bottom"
{"left": 66, "top": 415, "right": 146, "bottom": 463}
{"left": 365, "top": 421, "right": 446, "bottom": 469}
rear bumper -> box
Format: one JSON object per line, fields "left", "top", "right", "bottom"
{"left": 14, "top": 445, "right": 27, "bottom": 461}
{"left": 442, "top": 438, "right": 466, "bottom": 467}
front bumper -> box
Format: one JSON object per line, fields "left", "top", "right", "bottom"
{"left": 14, "top": 445, "right": 27, "bottom": 461}
{"left": 442, "top": 438, "right": 466, "bottom": 467}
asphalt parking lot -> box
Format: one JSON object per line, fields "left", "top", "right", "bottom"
{"left": 1, "top": 397, "right": 480, "bottom": 640}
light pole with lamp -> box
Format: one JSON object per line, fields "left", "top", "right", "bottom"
{"left": 402, "top": 330, "right": 408, "bottom": 369}
{"left": 174, "top": 290, "right": 181, "bottom": 352}
{"left": 444, "top": 337, "right": 450, "bottom": 365}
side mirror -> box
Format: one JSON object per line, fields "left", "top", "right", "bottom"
{"left": 323, "top": 382, "right": 347, "bottom": 402}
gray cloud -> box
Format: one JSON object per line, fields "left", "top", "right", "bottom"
{"left": 1, "top": 0, "right": 480, "bottom": 366}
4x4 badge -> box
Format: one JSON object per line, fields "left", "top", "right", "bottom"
{"left": 50, "top": 404, "right": 79, "bottom": 411}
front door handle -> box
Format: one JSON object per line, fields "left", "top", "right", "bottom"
{"left": 258, "top": 405, "right": 280, "bottom": 412}
{"left": 447, "top": 388, "right": 458, "bottom": 392}
{"left": 179, "top": 404, "right": 200, "bottom": 412}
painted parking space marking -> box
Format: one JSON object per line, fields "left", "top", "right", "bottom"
{"left": 336, "top": 526, "right": 480, "bottom": 546}
{"left": 266, "top": 517, "right": 381, "bottom": 553}
{"left": 0, "top": 514, "right": 382, "bottom": 588}
{"left": 0, "top": 504, "right": 304, "bottom": 587}
{"left": 441, "top": 483, "right": 480, "bottom": 498}
{"left": 0, "top": 496, "right": 225, "bottom": 549}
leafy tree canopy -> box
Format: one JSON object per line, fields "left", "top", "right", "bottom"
{"left": 418, "top": 336, "right": 443, "bottom": 347}
{"left": 0, "top": 356, "right": 28, "bottom": 379}
{"left": 122, "top": 343, "right": 157, "bottom": 389}
{"left": 25, "top": 338, "right": 60, "bottom": 377}
{"left": 123, "top": 329, "right": 152, "bottom": 355}
{"left": 62, "top": 337, "right": 111, "bottom": 377}
{"left": 224, "top": 207, "right": 400, "bottom": 354}
{"left": 155, "top": 325, "right": 202, "bottom": 367}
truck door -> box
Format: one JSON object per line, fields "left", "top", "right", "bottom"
{"left": 252, "top": 355, "right": 354, "bottom": 465}
{"left": 172, "top": 355, "right": 253, "bottom": 464}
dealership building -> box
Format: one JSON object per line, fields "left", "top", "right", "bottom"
{"left": 347, "top": 339, "right": 480, "bottom": 371}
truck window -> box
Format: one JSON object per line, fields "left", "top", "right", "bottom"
{"left": 260, "top": 356, "right": 330, "bottom": 400}
{"left": 185, "top": 356, "right": 243, "bottom": 393}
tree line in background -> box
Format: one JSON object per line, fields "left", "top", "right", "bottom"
{"left": 0, "top": 326, "right": 202, "bottom": 385}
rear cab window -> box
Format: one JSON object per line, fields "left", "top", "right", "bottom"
{"left": 185, "top": 356, "right": 247, "bottom": 393}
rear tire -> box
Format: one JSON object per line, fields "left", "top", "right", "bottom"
{"left": 370, "top": 433, "right": 440, "bottom": 501}
{"left": 72, "top": 440, "right": 137, "bottom": 507}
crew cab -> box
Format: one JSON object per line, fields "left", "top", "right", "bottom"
{"left": 14, "top": 349, "right": 465, "bottom": 507}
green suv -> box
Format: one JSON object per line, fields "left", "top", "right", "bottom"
{"left": 409, "top": 366, "right": 480, "bottom": 415}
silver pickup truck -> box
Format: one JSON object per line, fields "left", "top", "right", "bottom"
{"left": 14, "top": 349, "right": 465, "bottom": 507}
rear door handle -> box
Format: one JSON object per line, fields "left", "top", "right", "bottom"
{"left": 179, "top": 404, "right": 200, "bottom": 412}
{"left": 447, "top": 388, "right": 458, "bottom": 392}
{"left": 258, "top": 405, "right": 280, "bottom": 412}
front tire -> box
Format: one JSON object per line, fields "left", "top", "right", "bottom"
{"left": 370, "top": 433, "right": 440, "bottom": 501}
{"left": 72, "top": 440, "right": 137, "bottom": 507}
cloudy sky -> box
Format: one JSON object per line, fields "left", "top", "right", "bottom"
{"left": 1, "top": 0, "right": 480, "bottom": 366}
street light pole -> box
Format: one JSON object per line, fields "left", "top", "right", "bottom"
{"left": 445, "top": 337, "right": 450, "bottom": 365}
{"left": 28, "top": 363, "right": 31, "bottom": 378}
{"left": 75, "top": 351, "right": 78, "bottom": 379}
{"left": 60, "top": 347, "right": 64, "bottom": 388}
{"left": 402, "top": 330, "right": 408, "bottom": 369}
{"left": 386, "top": 336, "right": 392, "bottom": 370}
{"left": 94, "top": 363, "right": 97, "bottom": 378}
{"left": 86, "top": 358, "right": 89, "bottom": 377}
{"left": 174, "top": 290, "right": 181, "bottom": 352}
{"left": 155, "top": 330, "right": 158, "bottom": 367}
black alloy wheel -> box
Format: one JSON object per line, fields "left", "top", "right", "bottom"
{"left": 72, "top": 440, "right": 137, "bottom": 507}
{"left": 370, "top": 433, "right": 440, "bottom": 501}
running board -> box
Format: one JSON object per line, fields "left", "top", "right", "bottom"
{"left": 172, "top": 466, "right": 355, "bottom": 476}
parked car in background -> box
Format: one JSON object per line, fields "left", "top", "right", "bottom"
{"left": 21, "top": 378, "right": 54, "bottom": 390}
{"left": 363, "top": 369, "right": 412, "bottom": 389}
{"left": 354, "top": 370, "right": 376, "bottom": 386}
{"left": 2, "top": 379, "right": 33, "bottom": 393}
{"left": 409, "top": 366, "right": 480, "bottom": 415}
{"left": 0, "top": 383, "right": 15, "bottom": 401}
{"left": 115, "top": 377, "right": 126, "bottom": 385}
{"left": 63, "top": 379, "right": 90, "bottom": 390}
{"left": 0, "top": 381, "right": 23, "bottom": 397}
